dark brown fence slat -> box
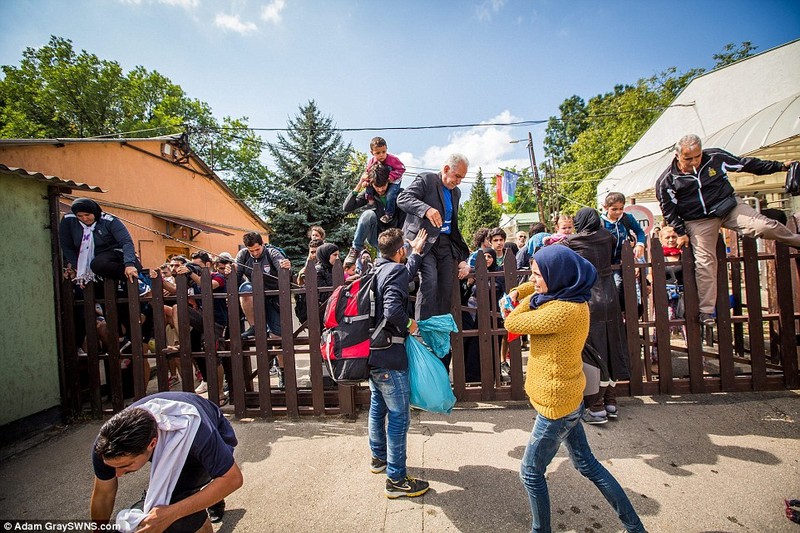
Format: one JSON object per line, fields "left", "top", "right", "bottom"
{"left": 620, "top": 246, "right": 643, "bottom": 394}
{"left": 200, "top": 269, "right": 220, "bottom": 406}
{"left": 474, "top": 254, "right": 495, "bottom": 400}
{"left": 649, "top": 239, "right": 673, "bottom": 393}
{"left": 502, "top": 251, "right": 524, "bottom": 400}
{"left": 450, "top": 274, "right": 467, "bottom": 401}
{"left": 103, "top": 279, "right": 124, "bottom": 412}
{"left": 715, "top": 237, "right": 735, "bottom": 391}
{"left": 150, "top": 273, "right": 169, "bottom": 390}
{"left": 250, "top": 258, "right": 273, "bottom": 417}
{"left": 775, "top": 243, "right": 799, "bottom": 388}
{"left": 60, "top": 280, "right": 81, "bottom": 417}
{"left": 126, "top": 279, "right": 146, "bottom": 400}
{"left": 82, "top": 283, "right": 102, "bottom": 416}
{"left": 174, "top": 275, "right": 195, "bottom": 392}
{"left": 226, "top": 269, "right": 246, "bottom": 418}
{"left": 278, "top": 267, "right": 299, "bottom": 418}
{"left": 730, "top": 252, "right": 745, "bottom": 357}
{"left": 303, "top": 258, "right": 326, "bottom": 415}
{"left": 331, "top": 260, "right": 356, "bottom": 418}
{"left": 680, "top": 245, "right": 705, "bottom": 392}
{"left": 742, "top": 237, "right": 767, "bottom": 389}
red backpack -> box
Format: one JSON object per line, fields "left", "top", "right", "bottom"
{"left": 320, "top": 266, "right": 384, "bottom": 384}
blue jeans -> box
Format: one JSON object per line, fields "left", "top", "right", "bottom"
{"left": 368, "top": 367, "right": 411, "bottom": 481}
{"left": 520, "top": 404, "right": 646, "bottom": 533}
{"left": 352, "top": 210, "right": 378, "bottom": 251}
{"left": 385, "top": 182, "right": 400, "bottom": 217}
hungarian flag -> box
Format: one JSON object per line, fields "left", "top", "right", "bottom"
{"left": 497, "top": 169, "right": 519, "bottom": 204}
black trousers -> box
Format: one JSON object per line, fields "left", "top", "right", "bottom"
{"left": 416, "top": 234, "right": 456, "bottom": 370}
{"left": 416, "top": 234, "right": 456, "bottom": 321}
{"left": 90, "top": 249, "right": 142, "bottom": 281}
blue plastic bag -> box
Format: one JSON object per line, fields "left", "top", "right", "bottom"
{"left": 416, "top": 313, "right": 458, "bottom": 359}
{"left": 406, "top": 335, "right": 456, "bottom": 414}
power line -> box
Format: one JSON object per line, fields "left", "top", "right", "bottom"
{"left": 86, "top": 102, "right": 695, "bottom": 139}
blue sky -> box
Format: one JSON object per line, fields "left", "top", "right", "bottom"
{"left": 1, "top": 0, "right": 799, "bottom": 192}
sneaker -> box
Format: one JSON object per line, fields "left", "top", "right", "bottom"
{"left": 699, "top": 312, "right": 715, "bottom": 326}
{"left": 582, "top": 410, "right": 608, "bottom": 425}
{"left": 207, "top": 500, "right": 225, "bottom": 523}
{"left": 195, "top": 381, "right": 208, "bottom": 394}
{"left": 269, "top": 360, "right": 279, "bottom": 376}
{"left": 385, "top": 476, "right": 430, "bottom": 499}
{"left": 379, "top": 214, "right": 393, "bottom": 224}
{"left": 345, "top": 247, "right": 360, "bottom": 265}
{"left": 241, "top": 325, "right": 256, "bottom": 340}
{"left": 500, "top": 361, "right": 511, "bottom": 383}
{"left": 370, "top": 457, "right": 387, "bottom": 474}
{"left": 168, "top": 375, "right": 180, "bottom": 388}
{"left": 605, "top": 405, "right": 618, "bottom": 419}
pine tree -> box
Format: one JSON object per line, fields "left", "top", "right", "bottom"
{"left": 461, "top": 168, "right": 500, "bottom": 241}
{"left": 264, "top": 101, "right": 355, "bottom": 266}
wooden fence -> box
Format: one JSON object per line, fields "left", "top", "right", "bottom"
{"left": 57, "top": 235, "right": 799, "bottom": 420}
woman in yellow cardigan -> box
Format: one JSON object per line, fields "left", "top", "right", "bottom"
{"left": 505, "top": 245, "right": 646, "bottom": 533}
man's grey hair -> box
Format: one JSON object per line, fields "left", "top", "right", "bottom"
{"left": 445, "top": 153, "right": 469, "bottom": 169}
{"left": 675, "top": 134, "right": 702, "bottom": 152}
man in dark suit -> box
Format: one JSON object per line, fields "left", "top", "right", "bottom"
{"left": 397, "top": 154, "right": 471, "bottom": 333}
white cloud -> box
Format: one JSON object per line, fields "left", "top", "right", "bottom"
{"left": 215, "top": 13, "right": 258, "bottom": 34}
{"left": 475, "top": 0, "right": 506, "bottom": 22}
{"left": 159, "top": 0, "right": 199, "bottom": 8}
{"left": 118, "top": 0, "right": 198, "bottom": 8}
{"left": 399, "top": 111, "right": 531, "bottom": 200}
{"left": 418, "top": 111, "right": 529, "bottom": 176}
{"left": 261, "top": 0, "right": 286, "bottom": 24}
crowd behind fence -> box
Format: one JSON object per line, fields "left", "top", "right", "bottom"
{"left": 57, "top": 235, "right": 800, "bottom": 420}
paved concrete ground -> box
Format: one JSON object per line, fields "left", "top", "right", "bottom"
{"left": 0, "top": 390, "right": 798, "bottom": 532}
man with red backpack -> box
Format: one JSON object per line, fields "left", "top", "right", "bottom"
{"left": 367, "top": 227, "right": 429, "bottom": 499}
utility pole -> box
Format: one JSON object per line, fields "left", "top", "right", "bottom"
{"left": 526, "top": 132, "right": 546, "bottom": 225}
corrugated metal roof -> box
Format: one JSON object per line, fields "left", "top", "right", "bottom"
{"left": 0, "top": 164, "right": 104, "bottom": 192}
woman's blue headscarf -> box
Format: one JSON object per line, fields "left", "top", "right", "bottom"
{"left": 530, "top": 245, "right": 597, "bottom": 309}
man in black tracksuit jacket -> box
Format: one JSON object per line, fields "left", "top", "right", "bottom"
{"left": 655, "top": 133, "right": 798, "bottom": 324}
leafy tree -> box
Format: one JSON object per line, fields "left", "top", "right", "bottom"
{"left": 0, "top": 35, "right": 272, "bottom": 217}
{"left": 461, "top": 168, "right": 501, "bottom": 240}
{"left": 264, "top": 100, "right": 355, "bottom": 266}
{"left": 0, "top": 36, "right": 126, "bottom": 137}
{"left": 713, "top": 41, "right": 757, "bottom": 68}
{"left": 544, "top": 69, "right": 701, "bottom": 211}
{"left": 543, "top": 95, "right": 588, "bottom": 167}
{"left": 196, "top": 117, "right": 273, "bottom": 215}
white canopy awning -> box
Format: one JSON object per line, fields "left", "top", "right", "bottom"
{"left": 596, "top": 39, "right": 800, "bottom": 204}
{"left": 598, "top": 93, "right": 800, "bottom": 200}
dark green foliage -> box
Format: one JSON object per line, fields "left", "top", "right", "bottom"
{"left": 0, "top": 36, "right": 271, "bottom": 218}
{"left": 713, "top": 41, "right": 757, "bottom": 68}
{"left": 460, "top": 168, "right": 501, "bottom": 240}
{"left": 264, "top": 101, "right": 355, "bottom": 267}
